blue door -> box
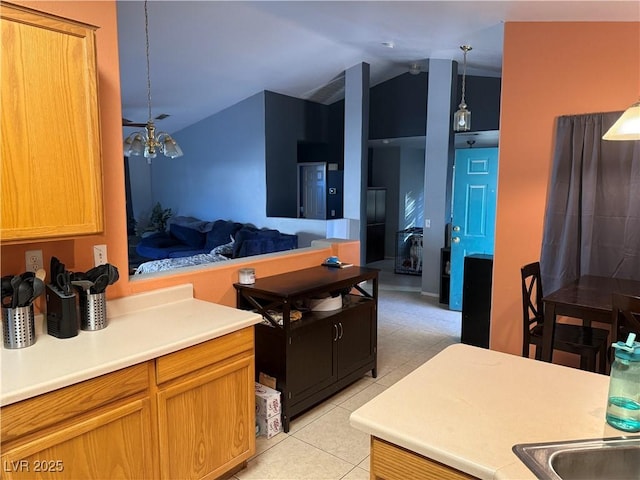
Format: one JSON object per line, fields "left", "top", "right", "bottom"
{"left": 449, "top": 147, "right": 499, "bottom": 311}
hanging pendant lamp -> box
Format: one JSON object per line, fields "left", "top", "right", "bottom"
{"left": 453, "top": 45, "right": 472, "bottom": 132}
{"left": 603, "top": 100, "right": 640, "bottom": 141}
{"left": 123, "top": 0, "right": 183, "bottom": 163}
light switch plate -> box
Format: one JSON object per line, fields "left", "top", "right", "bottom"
{"left": 93, "top": 244, "right": 108, "bottom": 266}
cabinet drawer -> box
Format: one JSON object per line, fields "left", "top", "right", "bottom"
{"left": 1, "top": 363, "right": 149, "bottom": 445}
{"left": 156, "top": 327, "right": 254, "bottom": 384}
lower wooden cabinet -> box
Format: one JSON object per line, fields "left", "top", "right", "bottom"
{"left": 370, "top": 437, "right": 476, "bottom": 480}
{"left": 0, "top": 327, "right": 255, "bottom": 480}
{"left": 1, "top": 398, "right": 154, "bottom": 479}
{"left": 156, "top": 329, "right": 255, "bottom": 480}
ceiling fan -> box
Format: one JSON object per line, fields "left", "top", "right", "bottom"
{"left": 122, "top": 113, "right": 170, "bottom": 128}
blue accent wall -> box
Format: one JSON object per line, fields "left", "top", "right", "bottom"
{"left": 152, "top": 92, "right": 266, "bottom": 223}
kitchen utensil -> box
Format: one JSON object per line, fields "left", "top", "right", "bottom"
{"left": 56, "top": 272, "right": 71, "bottom": 295}
{"left": 16, "top": 278, "right": 33, "bottom": 307}
{"left": 29, "top": 278, "right": 45, "bottom": 304}
{"left": 1, "top": 276, "right": 13, "bottom": 307}
{"left": 71, "top": 280, "right": 94, "bottom": 294}
{"left": 10, "top": 275, "right": 22, "bottom": 308}
{"left": 91, "top": 274, "right": 109, "bottom": 294}
{"left": 35, "top": 268, "right": 46, "bottom": 283}
{"left": 106, "top": 263, "right": 119, "bottom": 285}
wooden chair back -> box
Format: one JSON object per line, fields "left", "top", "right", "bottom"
{"left": 521, "top": 262, "right": 544, "bottom": 357}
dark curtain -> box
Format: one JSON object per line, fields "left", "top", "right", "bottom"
{"left": 540, "top": 112, "right": 640, "bottom": 293}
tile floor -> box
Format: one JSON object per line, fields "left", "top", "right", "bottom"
{"left": 234, "top": 260, "right": 461, "bottom": 480}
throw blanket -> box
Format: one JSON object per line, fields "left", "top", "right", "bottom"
{"left": 135, "top": 239, "right": 234, "bottom": 275}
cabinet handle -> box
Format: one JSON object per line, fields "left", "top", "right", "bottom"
{"left": 333, "top": 324, "right": 338, "bottom": 342}
{"left": 338, "top": 322, "right": 344, "bottom": 340}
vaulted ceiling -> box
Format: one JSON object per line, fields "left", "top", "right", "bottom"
{"left": 117, "top": 1, "right": 639, "bottom": 134}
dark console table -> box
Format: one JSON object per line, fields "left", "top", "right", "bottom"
{"left": 234, "top": 265, "right": 379, "bottom": 432}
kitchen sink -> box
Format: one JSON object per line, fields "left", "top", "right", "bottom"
{"left": 513, "top": 436, "right": 640, "bottom": 480}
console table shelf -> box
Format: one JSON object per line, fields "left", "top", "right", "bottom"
{"left": 235, "top": 266, "right": 379, "bottom": 432}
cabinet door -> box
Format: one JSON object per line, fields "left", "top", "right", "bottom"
{"left": 288, "top": 319, "right": 337, "bottom": 404}
{"left": 157, "top": 356, "right": 254, "bottom": 480}
{"left": 337, "top": 302, "right": 376, "bottom": 379}
{"left": 1, "top": 398, "right": 154, "bottom": 479}
{"left": 1, "top": 4, "right": 104, "bottom": 241}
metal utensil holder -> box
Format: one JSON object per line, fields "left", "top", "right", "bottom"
{"left": 2, "top": 305, "right": 36, "bottom": 349}
{"left": 79, "top": 291, "right": 107, "bottom": 331}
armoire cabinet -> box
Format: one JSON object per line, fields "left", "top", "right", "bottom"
{"left": 1, "top": 2, "right": 104, "bottom": 242}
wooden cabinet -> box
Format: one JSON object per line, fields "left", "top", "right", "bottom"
{"left": 235, "top": 266, "right": 378, "bottom": 432}
{"left": 0, "top": 363, "right": 156, "bottom": 479}
{"left": 0, "top": 2, "right": 104, "bottom": 242}
{"left": 155, "top": 328, "right": 255, "bottom": 480}
{"left": 0, "top": 328, "right": 256, "bottom": 480}
{"left": 370, "top": 437, "right": 475, "bottom": 480}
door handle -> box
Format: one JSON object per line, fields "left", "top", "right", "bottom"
{"left": 333, "top": 323, "right": 339, "bottom": 342}
{"left": 452, "top": 225, "right": 461, "bottom": 232}
{"left": 338, "top": 322, "right": 343, "bottom": 340}
{"left": 452, "top": 237, "right": 460, "bottom": 243}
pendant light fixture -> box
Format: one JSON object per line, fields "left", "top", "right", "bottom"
{"left": 123, "top": 0, "right": 183, "bottom": 163}
{"left": 603, "top": 100, "right": 640, "bottom": 141}
{"left": 453, "top": 45, "right": 472, "bottom": 132}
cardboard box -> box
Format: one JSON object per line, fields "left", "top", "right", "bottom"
{"left": 255, "top": 382, "right": 281, "bottom": 418}
{"left": 256, "top": 413, "right": 282, "bottom": 439}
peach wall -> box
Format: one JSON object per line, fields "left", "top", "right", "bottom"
{"left": 491, "top": 22, "right": 640, "bottom": 357}
{"left": 0, "top": 1, "right": 360, "bottom": 307}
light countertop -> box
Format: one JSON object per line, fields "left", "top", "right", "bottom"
{"left": 1, "top": 284, "right": 261, "bottom": 407}
{"left": 350, "top": 343, "right": 626, "bottom": 479}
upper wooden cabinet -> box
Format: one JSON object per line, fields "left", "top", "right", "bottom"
{"left": 0, "top": 2, "right": 104, "bottom": 242}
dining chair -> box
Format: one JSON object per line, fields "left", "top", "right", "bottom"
{"left": 610, "top": 292, "right": 640, "bottom": 353}
{"left": 520, "top": 262, "right": 609, "bottom": 373}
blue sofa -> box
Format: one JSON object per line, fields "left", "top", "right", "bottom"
{"left": 136, "top": 218, "right": 298, "bottom": 261}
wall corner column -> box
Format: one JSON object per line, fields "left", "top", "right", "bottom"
{"left": 422, "top": 59, "right": 456, "bottom": 295}
{"left": 343, "top": 63, "right": 370, "bottom": 266}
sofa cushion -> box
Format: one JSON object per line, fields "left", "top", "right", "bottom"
{"left": 205, "top": 220, "right": 243, "bottom": 250}
{"left": 136, "top": 232, "right": 183, "bottom": 260}
{"left": 167, "top": 247, "right": 209, "bottom": 258}
{"left": 170, "top": 223, "right": 206, "bottom": 249}
{"left": 232, "top": 227, "right": 281, "bottom": 258}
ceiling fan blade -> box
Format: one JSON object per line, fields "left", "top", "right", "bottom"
{"left": 122, "top": 118, "right": 147, "bottom": 127}
{"left": 122, "top": 114, "right": 170, "bottom": 127}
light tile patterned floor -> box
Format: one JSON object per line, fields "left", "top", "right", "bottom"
{"left": 234, "top": 260, "right": 461, "bottom": 480}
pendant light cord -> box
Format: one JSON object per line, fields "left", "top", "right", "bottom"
{"left": 144, "top": 0, "right": 152, "bottom": 123}
{"left": 461, "top": 48, "right": 467, "bottom": 106}
{"left": 460, "top": 45, "right": 470, "bottom": 107}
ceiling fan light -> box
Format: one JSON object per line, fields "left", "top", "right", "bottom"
{"left": 162, "top": 136, "right": 183, "bottom": 158}
{"left": 122, "top": 0, "right": 184, "bottom": 162}
{"left": 124, "top": 133, "right": 145, "bottom": 156}
{"left": 603, "top": 101, "right": 640, "bottom": 141}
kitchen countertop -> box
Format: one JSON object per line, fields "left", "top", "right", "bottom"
{"left": 350, "top": 343, "right": 625, "bottom": 480}
{"left": 1, "top": 284, "right": 261, "bottom": 407}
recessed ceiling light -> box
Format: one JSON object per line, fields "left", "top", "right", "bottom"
{"left": 381, "top": 41, "right": 395, "bottom": 49}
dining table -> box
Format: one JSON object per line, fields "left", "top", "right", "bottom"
{"left": 541, "top": 275, "right": 640, "bottom": 364}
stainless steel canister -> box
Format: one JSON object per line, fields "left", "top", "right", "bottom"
{"left": 2, "top": 305, "right": 36, "bottom": 349}
{"left": 79, "top": 291, "right": 107, "bottom": 331}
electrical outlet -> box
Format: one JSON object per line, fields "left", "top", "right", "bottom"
{"left": 425, "top": 219, "right": 431, "bottom": 228}
{"left": 93, "top": 244, "right": 108, "bottom": 267}
{"left": 25, "top": 250, "right": 43, "bottom": 273}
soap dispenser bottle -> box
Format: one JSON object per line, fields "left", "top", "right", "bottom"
{"left": 606, "top": 332, "right": 640, "bottom": 432}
